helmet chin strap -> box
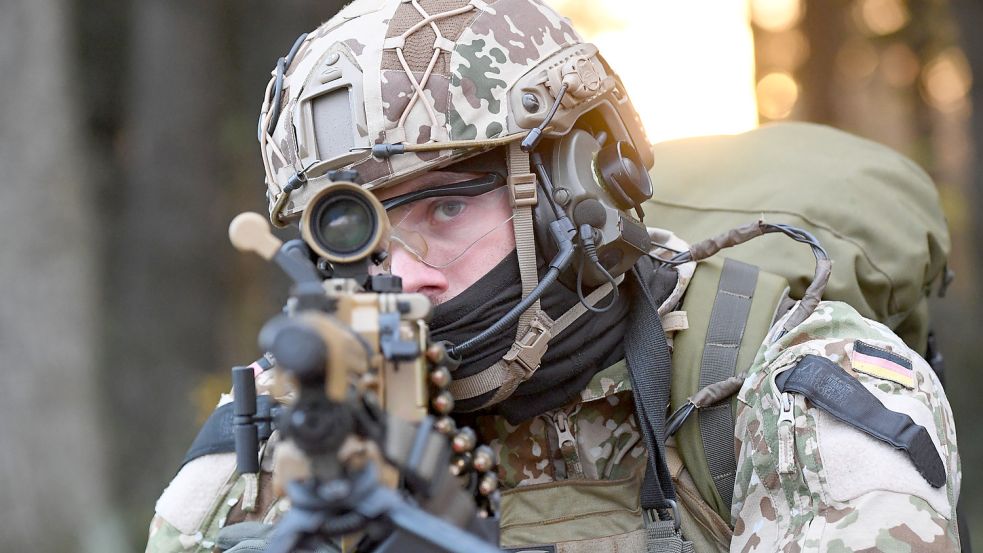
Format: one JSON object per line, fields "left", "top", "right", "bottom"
{"left": 447, "top": 271, "right": 623, "bottom": 409}
{"left": 444, "top": 142, "right": 552, "bottom": 409}
{"left": 446, "top": 142, "right": 620, "bottom": 411}
{"left": 506, "top": 141, "right": 543, "bottom": 340}
{"left": 484, "top": 142, "right": 552, "bottom": 407}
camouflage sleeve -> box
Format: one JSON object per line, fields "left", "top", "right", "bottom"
{"left": 144, "top": 451, "right": 248, "bottom": 553}
{"left": 144, "top": 449, "right": 294, "bottom": 553}
{"left": 730, "top": 301, "right": 961, "bottom": 553}
{"left": 146, "top": 371, "right": 294, "bottom": 553}
{"left": 145, "top": 513, "right": 210, "bottom": 553}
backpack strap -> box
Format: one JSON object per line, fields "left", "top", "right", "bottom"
{"left": 625, "top": 258, "right": 693, "bottom": 549}
{"left": 669, "top": 258, "right": 789, "bottom": 522}
{"left": 696, "top": 258, "right": 757, "bottom": 510}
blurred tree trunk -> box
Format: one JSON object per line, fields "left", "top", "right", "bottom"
{"left": 947, "top": 2, "right": 983, "bottom": 546}
{"left": 95, "top": 1, "right": 346, "bottom": 547}
{"left": 950, "top": 0, "right": 983, "bottom": 282}
{"left": 104, "top": 0, "right": 232, "bottom": 540}
{"left": 799, "top": 0, "right": 850, "bottom": 124}
{"left": 0, "top": 0, "right": 113, "bottom": 550}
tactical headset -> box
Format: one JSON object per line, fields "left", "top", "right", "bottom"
{"left": 517, "top": 45, "right": 656, "bottom": 292}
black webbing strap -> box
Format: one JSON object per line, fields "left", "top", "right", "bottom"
{"left": 625, "top": 259, "right": 678, "bottom": 512}
{"left": 180, "top": 395, "right": 278, "bottom": 468}
{"left": 776, "top": 354, "right": 946, "bottom": 488}
{"left": 699, "top": 258, "right": 758, "bottom": 509}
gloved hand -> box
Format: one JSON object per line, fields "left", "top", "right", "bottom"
{"left": 215, "top": 521, "right": 341, "bottom": 553}
{"left": 215, "top": 522, "right": 273, "bottom": 553}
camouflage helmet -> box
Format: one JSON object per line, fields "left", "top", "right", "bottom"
{"left": 258, "top": 0, "right": 655, "bottom": 411}
{"left": 258, "top": 0, "right": 653, "bottom": 226}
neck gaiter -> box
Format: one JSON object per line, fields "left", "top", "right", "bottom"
{"left": 431, "top": 251, "right": 633, "bottom": 423}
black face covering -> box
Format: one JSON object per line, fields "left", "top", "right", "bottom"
{"left": 431, "top": 251, "right": 633, "bottom": 423}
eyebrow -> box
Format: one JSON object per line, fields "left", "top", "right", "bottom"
{"left": 381, "top": 173, "right": 505, "bottom": 211}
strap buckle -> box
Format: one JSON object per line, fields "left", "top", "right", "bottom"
{"left": 644, "top": 499, "right": 681, "bottom": 533}
{"left": 508, "top": 173, "right": 537, "bottom": 207}
{"left": 502, "top": 311, "right": 554, "bottom": 378}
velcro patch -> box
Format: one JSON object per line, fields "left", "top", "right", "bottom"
{"left": 851, "top": 341, "right": 914, "bottom": 389}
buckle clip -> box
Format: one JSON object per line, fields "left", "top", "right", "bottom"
{"left": 644, "top": 499, "right": 681, "bottom": 533}
{"left": 508, "top": 173, "right": 538, "bottom": 207}
{"left": 502, "top": 311, "right": 554, "bottom": 378}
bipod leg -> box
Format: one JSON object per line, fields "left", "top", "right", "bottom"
{"left": 265, "top": 478, "right": 368, "bottom": 553}
{"left": 350, "top": 476, "right": 500, "bottom": 553}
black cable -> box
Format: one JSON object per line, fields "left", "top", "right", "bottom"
{"left": 760, "top": 223, "right": 829, "bottom": 262}
{"left": 449, "top": 266, "right": 563, "bottom": 358}
{"left": 447, "top": 149, "right": 579, "bottom": 359}
{"left": 448, "top": 218, "right": 576, "bottom": 358}
{"left": 531, "top": 152, "right": 563, "bottom": 220}
{"left": 265, "top": 58, "right": 285, "bottom": 137}
{"left": 534, "top": 146, "right": 617, "bottom": 313}
{"left": 576, "top": 224, "right": 618, "bottom": 313}
{"left": 575, "top": 255, "right": 620, "bottom": 313}
{"left": 654, "top": 250, "right": 693, "bottom": 267}
{"left": 521, "top": 83, "right": 569, "bottom": 152}
{"left": 265, "top": 33, "right": 309, "bottom": 137}
{"left": 653, "top": 222, "right": 828, "bottom": 269}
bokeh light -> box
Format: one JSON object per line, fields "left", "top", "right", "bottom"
{"left": 836, "top": 38, "right": 880, "bottom": 81}
{"left": 756, "top": 71, "right": 800, "bottom": 119}
{"left": 756, "top": 29, "right": 810, "bottom": 71}
{"left": 750, "top": 0, "right": 804, "bottom": 33}
{"left": 880, "top": 42, "right": 920, "bottom": 88}
{"left": 548, "top": 0, "right": 759, "bottom": 144}
{"left": 921, "top": 47, "right": 973, "bottom": 113}
{"left": 855, "top": 0, "right": 910, "bottom": 36}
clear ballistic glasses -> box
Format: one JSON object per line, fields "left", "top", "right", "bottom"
{"left": 382, "top": 174, "right": 514, "bottom": 269}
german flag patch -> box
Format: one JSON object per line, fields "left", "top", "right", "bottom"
{"left": 850, "top": 341, "right": 915, "bottom": 389}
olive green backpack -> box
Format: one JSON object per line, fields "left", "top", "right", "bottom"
{"left": 641, "top": 122, "right": 951, "bottom": 522}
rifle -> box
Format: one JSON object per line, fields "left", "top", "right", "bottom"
{"left": 227, "top": 173, "right": 501, "bottom": 553}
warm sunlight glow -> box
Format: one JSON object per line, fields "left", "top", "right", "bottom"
{"left": 756, "top": 72, "right": 799, "bottom": 119}
{"left": 547, "top": 0, "right": 759, "bottom": 144}
{"left": 856, "top": 0, "right": 910, "bottom": 36}
{"left": 750, "top": 0, "right": 804, "bottom": 33}
{"left": 922, "top": 47, "right": 973, "bottom": 113}
{"left": 756, "top": 29, "right": 810, "bottom": 71}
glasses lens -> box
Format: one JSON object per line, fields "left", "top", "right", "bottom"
{"left": 314, "top": 193, "right": 376, "bottom": 255}
{"left": 386, "top": 185, "right": 512, "bottom": 268}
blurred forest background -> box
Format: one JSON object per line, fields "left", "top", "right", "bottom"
{"left": 0, "top": 0, "right": 979, "bottom": 551}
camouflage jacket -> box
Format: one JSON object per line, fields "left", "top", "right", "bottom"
{"left": 730, "top": 300, "right": 961, "bottom": 552}
{"left": 146, "top": 267, "right": 961, "bottom": 553}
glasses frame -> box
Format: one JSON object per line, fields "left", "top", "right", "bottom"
{"left": 381, "top": 173, "right": 506, "bottom": 212}
{"left": 381, "top": 172, "right": 512, "bottom": 269}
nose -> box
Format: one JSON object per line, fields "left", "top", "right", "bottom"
{"left": 389, "top": 244, "right": 449, "bottom": 298}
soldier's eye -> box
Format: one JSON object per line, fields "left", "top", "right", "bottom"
{"left": 432, "top": 199, "right": 467, "bottom": 223}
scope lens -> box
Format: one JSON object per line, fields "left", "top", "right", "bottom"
{"left": 313, "top": 193, "right": 376, "bottom": 255}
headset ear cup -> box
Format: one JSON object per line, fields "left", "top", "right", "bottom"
{"left": 596, "top": 141, "right": 654, "bottom": 209}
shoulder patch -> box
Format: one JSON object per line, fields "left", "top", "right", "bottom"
{"left": 850, "top": 340, "right": 914, "bottom": 389}
{"left": 777, "top": 354, "right": 946, "bottom": 488}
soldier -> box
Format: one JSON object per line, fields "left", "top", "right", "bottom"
{"left": 146, "top": 0, "right": 962, "bottom": 551}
